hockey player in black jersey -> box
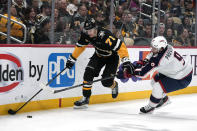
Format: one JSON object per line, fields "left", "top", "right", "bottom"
{"left": 65, "top": 18, "right": 135, "bottom": 108}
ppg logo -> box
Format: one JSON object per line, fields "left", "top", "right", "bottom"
{"left": 48, "top": 53, "right": 75, "bottom": 88}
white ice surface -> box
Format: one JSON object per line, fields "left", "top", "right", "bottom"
{"left": 1, "top": 94, "right": 197, "bottom": 131}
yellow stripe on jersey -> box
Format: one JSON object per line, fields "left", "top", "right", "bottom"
{"left": 117, "top": 42, "right": 129, "bottom": 59}
{"left": 83, "top": 87, "right": 92, "bottom": 90}
{"left": 83, "top": 81, "right": 88, "bottom": 83}
{"left": 72, "top": 46, "right": 87, "bottom": 59}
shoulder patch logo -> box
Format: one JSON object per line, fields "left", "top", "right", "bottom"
{"left": 99, "top": 31, "right": 105, "bottom": 38}
{"left": 151, "top": 62, "right": 155, "bottom": 67}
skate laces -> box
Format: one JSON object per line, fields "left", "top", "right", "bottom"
{"left": 160, "top": 96, "right": 168, "bottom": 104}
{"left": 112, "top": 82, "right": 118, "bottom": 94}
{"left": 112, "top": 87, "right": 117, "bottom": 94}
{"left": 144, "top": 104, "right": 154, "bottom": 110}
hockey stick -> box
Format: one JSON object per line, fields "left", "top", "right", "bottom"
{"left": 8, "top": 67, "right": 69, "bottom": 115}
{"left": 53, "top": 75, "right": 117, "bottom": 94}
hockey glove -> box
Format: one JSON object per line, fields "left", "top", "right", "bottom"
{"left": 121, "top": 57, "right": 135, "bottom": 77}
{"left": 66, "top": 55, "right": 76, "bottom": 69}
{"left": 116, "top": 64, "right": 129, "bottom": 83}
{"left": 117, "top": 62, "right": 141, "bottom": 83}
{"left": 134, "top": 59, "right": 149, "bottom": 68}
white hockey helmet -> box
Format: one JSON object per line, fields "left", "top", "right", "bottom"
{"left": 151, "top": 36, "right": 168, "bottom": 52}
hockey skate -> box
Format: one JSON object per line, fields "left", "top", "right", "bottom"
{"left": 156, "top": 96, "right": 171, "bottom": 109}
{"left": 112, "top": 82, "right": 118, "bottom": 98}
{"left": 74, "top": 97, "right": 89, "bottom": 109}
{"left": 140, "top": 104, "right": 155, "bottom": 114}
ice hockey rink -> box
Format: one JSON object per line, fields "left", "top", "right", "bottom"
{"left": 1, "top": 94, "right": 197, "bottom": 131}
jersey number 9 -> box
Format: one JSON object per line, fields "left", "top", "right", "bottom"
{"left": 174, "top": 51, "right": 185, "bottom": 65}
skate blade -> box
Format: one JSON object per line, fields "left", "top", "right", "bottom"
{"left": 112, "top": 95, "right": 118, "bottom": 99}
{"left": 73, "top": 105, "right": 88, "bottom": 109}
{"left": 139, "top": 110, "right": 154, "bottom": 114}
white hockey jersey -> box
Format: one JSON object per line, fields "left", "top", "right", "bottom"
{"left": 135, "top": 45, "right": 193, "bottom": 79}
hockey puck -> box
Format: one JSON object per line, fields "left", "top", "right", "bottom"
{"left": 27, "top": 115, "right": 32, "bottom": 118}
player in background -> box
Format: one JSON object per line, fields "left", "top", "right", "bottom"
{"left": 119, "top": 36, "right": 193, "bottom": 113}
{"left": 66, "top": 18, "right": 135, "bottom": 108}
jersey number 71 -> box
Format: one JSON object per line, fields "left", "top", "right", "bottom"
{"left": 105, "top": 36, "right": 115, "bottom": 46}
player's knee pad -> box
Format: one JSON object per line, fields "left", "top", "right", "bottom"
{"left": 83, "top": 66, "right": 95, "bottom": 82}
{"left": 101, "top": 78, "right": 114, "bottom": 87}
{"left": 151, "top": 73, "right": 161, "bottom": 86}
{"left": 151, "top": 74, "right": 160, "bottom": 86}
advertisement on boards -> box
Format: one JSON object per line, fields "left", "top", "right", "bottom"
{"left": 0, "top": 51, "right": 24, "bottom": 93}
{"left": 0, "top": 46, "right": 196, "bottom": 105}
{"left": 48, "top": 53, "right": 75, "bottom": 88}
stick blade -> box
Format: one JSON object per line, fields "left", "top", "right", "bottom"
{"left": 8, "top": 109, "right": 16, "bottom": 115}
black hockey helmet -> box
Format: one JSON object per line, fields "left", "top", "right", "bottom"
{"left": 84, "top": 18, "right": 96, "bottom": 30}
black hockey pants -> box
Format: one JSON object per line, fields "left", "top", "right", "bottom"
{"left": 82, "top": 52, "right": 119, "bottom": 98}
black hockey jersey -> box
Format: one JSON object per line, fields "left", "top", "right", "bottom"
{"left": 76, "top": 27, "right": 122, "bottom": 57}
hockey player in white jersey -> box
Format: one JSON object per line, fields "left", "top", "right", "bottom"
{"left": 118, "top": 36, "right": 193, "bottom": 113}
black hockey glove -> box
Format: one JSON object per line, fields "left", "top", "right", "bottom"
{"left": 121, "top": 57, "right": 135, "bottom": 76}
{"left": 135, "top": 59, "right": 149, "bottom": 68}
{"left": 66, "top": 55, "right": 76, "bottom": 69}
